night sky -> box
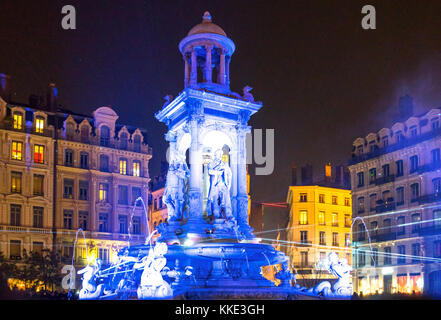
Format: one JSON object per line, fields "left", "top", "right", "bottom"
{"left": 2, "top": 0, "right": 441, "bottom": 203}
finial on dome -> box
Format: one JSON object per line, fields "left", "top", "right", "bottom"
{"left": 202, "top": 11, "right": 212, "bottom": 22}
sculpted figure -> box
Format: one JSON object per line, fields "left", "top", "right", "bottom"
{"left": 207, "top": 149, "right": 234, "bottom": 220}
{"left": 78, "top": 259, "right": 103, "bottom": 299}
{"left": 163, "top": 153, "right": 189, "bottom": 221}
{"left": 135, "top": 242, "right": 172, "bottom": 299}
{"left": 275, "top": 261, "right": 296, "bottom": 288}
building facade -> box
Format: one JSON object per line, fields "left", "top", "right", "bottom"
{"left": 286, "top": 184, "right": 352, "bottom": 287}
{"left": 0, "top": 76, "right": 152, "bottom": 275}
{"left": 349, "top": 107, "right": 441, "bottom": 296}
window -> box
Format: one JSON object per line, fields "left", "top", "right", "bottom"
{"left": 396, "top": 130, "right": 404, "bottom": 143}
{"left": 80, "top": 125, "right": 89, "bottom": 143}
{"left": 382, "top": 136, "right": 389, "bottom": 148}
{"left": 10, "top": 204, "right": 21, "bottom": 226}
{"left": 98, "top": 248, "right": 109, "bottom": 264}
{"left": 299, "top": 210, "right": 308, "bottom": 225}
{"left": 80, "top": 152, "right": 89, "bottom": 169}
{"left": 332, "top": 232, "right": 339, "bottom": 246}
{"left": 432, "top": 149, "right": 441, "bottom": 164}
{"left": 12, "top": 141, "right": 23, "bottom": 160}
{"left": 410, "top": 155, "right": 419, "bottom": 173}
{"left": 410, "top": 125, "right": 418, "bottom": 137}
{"left": 384, "top": 247, "right": 392, "bottom": 265}
{"left": 79, "top": 180, "right": 89, "bottom": 200}
{"left": 133, "top": 161, "right": 141, "bottom": 177}
{"left": 33, "top": 242, "right": 43, "bottom": 255}
{"left": 332, "top": 213, "right": 338, "bottom": 226}
{"left": 396, "top": 160, "right": 404, "bottom": 177}
{"left": 120, "top": 132, "right": 128, "bottom": 150}
{"left": 34, "top": 145, "right": 44, "bottom": 164}
{"left": 99, "top": 214, "right": 108, "bottom": 232}
{"left": 66, "top": 122, "right": 75, "bottom": 140}
{"left": 318, "top": 211, "right": 325, "bottom": 225}
{"left": 133, "top": 135, "right": 141, "bottom": 152}
{"left": 384, "top": 218, "right": 392, "bottom": 233}
{"left": 63, "top": 210, "right": 73, "bottom": 229}
{"left": 65, "top": 149, "right": 74, "bottom": 166}
{"left": 119, "top": 159, "right": 127, "bottom": 175}
{"left": 332, "top": 196, "right": 338, "bottom": 205}
{"left": 358, "top": 223, "right": 365, "bottom": 243}
{"left": 433, "top": 178, "right": 441, "bottom": 194}
{"left": 35, "top": 116, "right": 44, "bottom": 133}
{"left": 319, "top": 231, "right": 326, "bottom": 245}
{"left": 372, "top": 248, "right": 378, "bottom": 265}
{"left": 100, "top": 125, "right": 110, "bottom": 147}
{"left": 300, "top": 193, "right": 307, "bottom": 202}
{"left": 63, "top": 179, "right": 74, "bottom": 199}
{"left": 119, "top": 215, "right": 128, "bottom": 234}
{"left": 369, "top": 194, "right": 377, "bottom": 211}
{"left": 432, "top": 117, "right": 440, "bottom": 130}
{"left": 33, "top": 207, "right": 43, "bottom": 228}
{"left": 357, "top": 172, "right": 364, "bottom": 187}
{"left": 319, "top": 194, "right": 325, "bottom": 203}
{"left": 33, "top": 174, "right": 44, "bottom": 196}
{"left": 100, "top": 155, "right": 109, "bottom": 172}
{"left": 396, "top": 187, "right": 404, "bottom": 205}
{"left": 397, "top": 216, "right": 405, "bottom": 235}
{"left": 62, "top": 242, "right": 73, "bottom": 261}
{"left": 79, "top": 211, "right": 88, "bottom": 231}
{"left": 13, "top": 112, "right": 23, "bottom": 129}
{"left": 358, "top": 197, "right": 365, "bottom": 213}
{"left": 300, "top": 231, "right": 308, "bottom": 243}
{"left": 345, "top": 233, "right": 351, "bottom": 247}
{"left": 434, "top": 210, "right": 441, "bottom": 229}
{"left": 344, "top": 197, "right": 350, "bottom": 206}
{"left": 371, "top": 221, "right": 378, "bottom": 236}
{"left": 118, "top": 186, "right": 128, "bottom": 205}
{"left": 434, "top": 240, "right": 441, "bottom": 258}
{"left": 10, "top": 240, "right": 21, "bottom": 260}
{"left": 132, "top": 187, "right": 142, "bottom": 206}
{"left": 369, "top": 140, "right": 376, "bottom": 152}
{"left": 300, "top": 252, "right": 308, "bottom": 267}
{"left": 382, "top": 164, "right": 390, "bottom": 177}
{"left": 397, "top": 245, "right": 406, "bottom": 264}
{"left": 99, "top": 183, "right": 109, "bottom": 202}
{"left": 412, "top": 243, "right": 421, "bottom": 263}
{"left": 410, "top": 183, "right": 420, "bottom": 202}
{"left": 11, "top": 171, "right": 22, "bottom": 193}
{"left": 132, "top": 217, "right": 141, "bottom": 234}
{"left": 411, "top": 213, "right": 421, "bottom": 233}
{"left": 344, "top": 215, "right": 351, "bottom": 228}
{"left": 358, "top": 250, "right": 365, "bottom": 267}
{"left": 357, "top": 145, "right": 363, "bottom": 155}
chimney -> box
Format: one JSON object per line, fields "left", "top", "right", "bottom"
{"left": 46, "top": 83, "right": 58, "bottom": 112}
{"left": 291, "top": 163, "right": 297, "bottom": 186}
{"left": 301, "top": 164, "right": 313, "bottom": 185}
{"left": 398, "top": 94, "right": 413, "bottom": 121}
{"left": 335, "top": 165, "right": 344, "bottom": 186}
{"left": 324, "top": 162, "right": 332, "bottom": 185}
{"left": 0, "top": 73, "right": 11, "bottom": 102}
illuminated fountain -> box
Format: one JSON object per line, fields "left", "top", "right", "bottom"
{"left": 76, "top": 12, "right": 350, "bottom": 300}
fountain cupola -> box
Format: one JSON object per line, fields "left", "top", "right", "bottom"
{"left": 179, "top": 11, "right": 235, "bottom": 94}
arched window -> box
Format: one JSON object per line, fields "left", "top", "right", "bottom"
{"left": 120, "top": 132, "right": 128, "bottom": 150}
{"left": 133, "top": 135, "right": 141, "bottom": 152}
{"left": 66, "top": 122, "right": 75, "bottom": 140}
{"left": 100, "top": 125, "right": 110, "bottom": 147}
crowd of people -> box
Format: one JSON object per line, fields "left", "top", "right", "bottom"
{"left": 2, "top": 286, "right": 69, "bottom": 300}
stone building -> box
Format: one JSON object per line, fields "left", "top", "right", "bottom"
{"left": 0, "top": 74, "right": 152, "bottom": 271}
{"left": 349, "top": 99, "right": 441, "bottom": 296}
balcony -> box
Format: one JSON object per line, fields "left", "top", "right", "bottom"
{"left": 417, "top": 226, "right": 441, "bottom": 237}
{"left": 375, "top": 175, "right": 395, "bottom": 186}
{"left": 417, "top": 193, "right": 441, "bottom": 205}
{"left": 372, "top": 231, "right": 396, "bottom": 242}
{"left": 375, "top": 201, "right": 396, "bottom": 213}
{"left": 298, "top": 241, "right": 312, "bottom": 247}
{"left": 417, "top": 161, "right": 441, "bottom": 174}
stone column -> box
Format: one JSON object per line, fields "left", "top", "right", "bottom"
{"left": 225, "top": 56, "right": 230, "bottom": 87}
{"left": 204, "top": 45, "right": 213, "bottom": 83}
{"left": 218, "top": 49, "right": 226, "bottom": 85}
{"left": 184, "top": 53, "right": 190, "bottom": 87}
{"left": 190, "top": 49, "right": 197, "bottom": 86}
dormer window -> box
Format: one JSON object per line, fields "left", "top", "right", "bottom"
{"left": 382, "top": 136, "right": 389, "bottom": 148}
{"left": 357, "top": 145, "right": 363, "bottom": 155}
{"left": 368, "top": 140, "right": 376, "bottom": 153}
{"left": 66, "top": 122, "right": 75, "bottom": 140}
{"left": 120, "top": 132, "right": 128, "bottom": 150}
{"left": 396, "top": 131, "right": 403, "bottom": 143}
{"left": 35, "top": 116, "right": 44, "bottom": 133}
{"left": 13, "top": 112, "right": 23, "bottom": 130}
{"left": 410, "top": 125, "right": 417, "bottom": 137}
{"left": 80, "top": 125, "right": 89, "bottom": 143}
{"left": 432, "top": 118, "right": 440, "bottom": 130}
{"left": 133, "top": 135, "right": 141, "bottom": 152}
{"left": 100, "top": 125, "right": 110, "bottom": 147}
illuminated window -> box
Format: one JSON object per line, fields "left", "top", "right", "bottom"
{"left": 299, "top": 210, "right": 308, "bottom": 225}
{"left": 13, "top": 112, "right": 23, "bottom": 129}
{"left": 33, "top": 174, "right": 44, "bottom": 196}
{"left": 133, "top": 161, "right": 141, "bottom": 177}
{"left": 345, "top": 233, "right": 351, "bottom": 247}
{"left": 34, "top": 145, "right": 44, "bottom": 163}
{"left": 318, "top": 211, "right": 325, "bottom": 225}
{"left": 99, "top": 183, "right": 109, "bottom": 202}
{"left": 332, "top": 213, "right": 338, "bottom": 226}
{"left": 344, "top": 197, "right": 350, "bottom": 206}
{"left": 332, "top": 196, "right": 338, "bottom": 205}
{"left": 11, "top": 141, "right": 23, "bottom": 160}
{"left": 119, "top": 159, "right": 127, "bottom": 175}
{"left": 299, "top": 193, "right": 307, "bottom": 202}
{"left": 319, "top": 194, "right": 325, "bottom": 203}
{"left": 11, "top": 171, "right": 22, "bottom": 193}
{"left": 344, "top": 214, "right": 351, "bottom": 227}
{"left": 35, "top": 116, "right": 44, "bottom": 133}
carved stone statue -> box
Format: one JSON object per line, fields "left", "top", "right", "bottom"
{"left": 163, "top": 153, "right": 190, "bottom": 222}
{"left": 242, "top": 86, "right": 254, "bottom": 102}
{"left": 207, "top": 149, "right": 234, "bottom": 220}
{"left": 78, "top": 259, "right": 103, "bottom": 299}
{"left": 275, "top": 261, "right": 296, "bottom": 288}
